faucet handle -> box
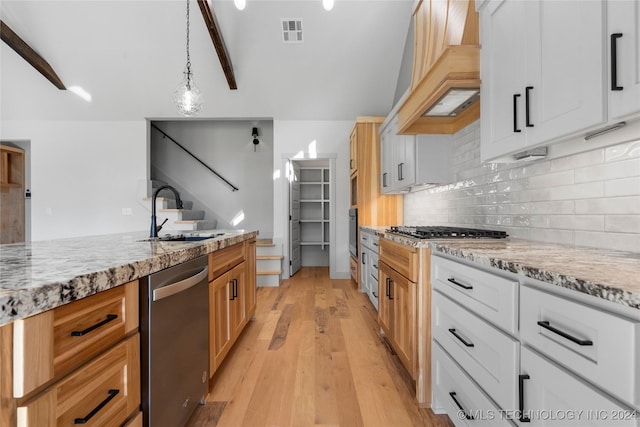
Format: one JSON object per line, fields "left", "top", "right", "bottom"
{"left": 156, "top": 218, "right": 169, "bottom": 234}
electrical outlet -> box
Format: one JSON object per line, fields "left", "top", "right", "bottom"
{"left": 121, "top": 208, "right": 133, "bottom": 216}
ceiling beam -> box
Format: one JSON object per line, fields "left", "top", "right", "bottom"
{"left": 197, "top": 0, "right": 237, "bottom": 90}
{"left": 0, "top": 20, "right": 66, "bottom": 90}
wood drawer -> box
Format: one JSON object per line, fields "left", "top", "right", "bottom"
{"left": 209, "top": 242, "right": 245, "bottom": 281}
{"left": 521, "top": 285, "right": 640, "bottom": 407}
{"left": 433, "top": 291, "right": 519, "bottom": 411}
{"left": 13, "top": 280, "right": 138, "bottom": 398}
{"left": 432, "top": 342, "right": 513, "bottom": 427}
{"left": 379, "top": 238, "right": 418, "bottom": 282}
{"left": 17, "top": 333, "right": 141, "bottom": 427}
{"left": 431, "top": 255, "right": 519, "bottom": 334}
{"left": 521, "top": 346, "right": 639, "bottom": 426}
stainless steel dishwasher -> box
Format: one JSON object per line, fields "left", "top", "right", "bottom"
{"left": 140, "top": 255, "right": 209, "bottom": 427}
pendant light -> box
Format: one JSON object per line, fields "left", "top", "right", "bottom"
{"left": 234, "top": 0, "right": 246, "bottom": 10}
{"left": 174, "top": 0, "right": 203, "bottom": 116}
{"left": 323, "top": 0, "right": 334, "bottom": 11}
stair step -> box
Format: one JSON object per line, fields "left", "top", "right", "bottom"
{"left": 143, "top": 197, "right": 194, "bottom": 210}
{"left": 174, "top": 220, "right": 217, "bottom": 230}
{"left": 158, "top": 209, "right": 205, "bottom": 220}
{"left": 256, "top": 239, "right": 274, "bottom": 246}
{"left": 257, "top": 255, "right": 284, "bottom": 260}
{"left": 257, "top": 270, "right": 282, "bottom": 275}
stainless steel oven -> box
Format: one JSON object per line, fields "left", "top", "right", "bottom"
{"left": 349, "top": 208, "right": 358, "bottom": 257}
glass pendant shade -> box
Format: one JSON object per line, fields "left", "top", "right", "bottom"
{"left": 174, "top": 69, "right": 203, "bottom": 116}
{"left": 323, "top": 0, "right": 334, "bottom": 11}
{"left": 234, "top": 0, "right": 246, "bottom": 10}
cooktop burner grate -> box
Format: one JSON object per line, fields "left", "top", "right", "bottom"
{"left": 386, "top": 226, "right": 508, "bottom": 239}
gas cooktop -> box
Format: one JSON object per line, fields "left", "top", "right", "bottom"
{"left": 386, "top": 226, "right": 508, "bottom": 239}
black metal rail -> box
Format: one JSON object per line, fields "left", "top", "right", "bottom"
{"left": 151, "top": 123, "right": 239, "bottom": 192}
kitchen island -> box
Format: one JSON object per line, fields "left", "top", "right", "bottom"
{"left": 0, "top": 229, "right": 257, "bottom": 427}
{"left": 0, "top": 229, "right": 258, "bottom": 326}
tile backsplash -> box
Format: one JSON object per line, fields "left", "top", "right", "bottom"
{"left": 404, "top": 121, "right": 640, "bottom": 253}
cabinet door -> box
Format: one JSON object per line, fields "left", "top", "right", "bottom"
{"left": 390, "top": 268, "right": 416, "bottom": 378}
{"left": 480, "top": 0, "right": 528, "bottom": 161}
{"left": 210, "top": 273, "right": 232, "bottom": 375}
{"left": 396, "top": 134, "right": 416, "bottom": 189}
{"left": 229, "top": 262, "right": 246, "bottom": 341}
{"left": 245, "top": 240, "right": 257, "bottom": 319}
{"left": 380, "top": 123, "right": 393, "bottom": 193}
{"left": 377, "top": 262, "right": 393, "bottom": 337}
{"left": 350, "top": 125, "right": 358, "bottom": 174}
{"left": 527, "top": 0, "right": 605, "bottom": 146}
{"left": 608, "top": 0, "right": 640, "bottom": 120}
{"left": 520, "top": 347, "right": 639, "bottom": 426}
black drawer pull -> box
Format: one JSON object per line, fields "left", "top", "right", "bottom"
{"left": 449, "top": 392, "right": 474, "bottom": 420}
{"left": 519, "top": 375, "right": 531, "bottom": 423}
{"left": 372, "top": 291, "right": 378, "bottom": 298}
{"left": 611, "top": 33, "right": 623, "bottom": 91}
{"left": 449, "top": 328, "right": 474, "bottom": 347}
{"left": 447, "top": 277, "right": 473, "bottom": 290}
{"left": 373, "top": 264, "right": 378, "bottom": 269}
{"left": 74, "top": 389, "right": 119, "bottom": 424}
{"left": 537, "top": 321, "right": 593, "bottom": 346}
{"left": 385, "top": 277, "right": 390, "bottom": 298}
{"left": 382, "top": 172, "right": 387, "bottom": 187}
{"left": 362, "top": 252, "right": 366, "bottom": 265}
{"left": 513, "top": 93, "right": 522, "bottom": 133}
{"left": 70, "top": 314, "right": 118, "bottom": 337}
{"left": 525, "top": 86, "right": 534, "bottom": 127}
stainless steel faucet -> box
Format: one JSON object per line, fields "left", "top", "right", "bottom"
{"left": 150, "top": 185, "right": 183, "bottom": 238}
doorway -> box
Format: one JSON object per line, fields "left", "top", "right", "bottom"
{"left": 0, "top": 140, "right": 30, "bottom": 243}
{"left": 283, "top": 155, "right": 337, "bottom": 278}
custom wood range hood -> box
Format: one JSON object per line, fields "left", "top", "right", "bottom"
{"left": 397, "top": 0, "right": 480, "bottom": 135}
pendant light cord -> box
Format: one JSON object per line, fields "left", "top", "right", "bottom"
{"left": 185, "top": 0, "right": 192, "bottom": 89}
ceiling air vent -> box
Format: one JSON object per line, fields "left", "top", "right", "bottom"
{"left": 281, "top": 19, "right": 303, "bottom": 43}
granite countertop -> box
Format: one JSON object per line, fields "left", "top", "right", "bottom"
{"left": 360, "top": 226, "right": 640, "bottom": 311}
{"left": 0, "top": 230, "right": 257, "bottom": 326}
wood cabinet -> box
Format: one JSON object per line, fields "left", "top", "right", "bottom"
{"left": 1, "top": 281, "right": 141, "bottom": 427}
{"left": 378, "top": 238, "right": 432, "bottom": 406}
{"left": 479, "top": 0, "right": 639, "bottom": 162}
{"left": 349, "top": 118, "right": 403, "bottom": 289}
{"left": 209, "top": 239, "right": 256, "bottom": 377}
{"left": 0, "top": 144, "right": 25, "bottom": 243}
{"left": 349, "top": 127, "right": 358, "bottom": 175}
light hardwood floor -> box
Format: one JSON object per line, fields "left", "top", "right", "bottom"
{"left": 187, "top": 267, "right": 454, "bottom": 427}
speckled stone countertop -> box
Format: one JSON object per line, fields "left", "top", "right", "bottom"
{"left": 360, "top": 226, "right": 640, "bottom": 311}
{"left": 0, "top": 230, "right": 257, "bottom": 326}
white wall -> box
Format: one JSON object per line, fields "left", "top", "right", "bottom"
{"left": 0, "top": 121, "right": 148, "bottom": 241}
{"left": 404, "top": 121, "right": 640, "bottom": 253}
{"left": 273, "top": 120, "right": 353, "bottom": 279}
{"left": 151, "top": 120, "right": 274, "bottom": 238}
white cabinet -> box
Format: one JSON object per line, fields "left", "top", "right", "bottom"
{"left": 360, "top": 228, "right": 379, "bottom": 310}
{"left": 520, "top": 347, "right": 639, "bottom": 426}
{"left": 380, "top": 115, "right": 453, "bottom": 194}
{"left": 480, "top": 0, "right": 606, "bottom": 162}
{"left": 608, "top": 0, "right": 640, "bottom": 120}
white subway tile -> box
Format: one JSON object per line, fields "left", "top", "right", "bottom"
{"left": 547, "top": 182, "right": 604, "bottom": 200}
{"left": 529, "top": 170, "right": 574, "bottom": 189}
{"left": 575, "top": 196, "right": 640, "bottom": 214}
{"left": 574, "top": 158, "right": 640, "bottom": 183}
{"left": 549, "top": 148, "right": 604, "bottom": 172}
{"left": 605, "top": 215, "right": 640, "bottom": 233}
{"left": 529, "top": 200, "right": 575, "bottom": 214}
{"left": 549, "top": 215, "right": 605, "bottom": 231}
{"left": 604, "top": 177, "right": 640, "bottom": 197}
{"left": 528, "top": 228, "right": 575, "bottom": 246}
{"left": 605, "top": 139, "right": 640, "bottom": 161}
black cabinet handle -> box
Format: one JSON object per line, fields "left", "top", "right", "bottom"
{"left": 611, "top": 33, "right": 623, "bottom": 91}
{"left": 373, "top": 264, "right": 378, "bottom": 269}
{"left": 372, "top": 242, "right": 379, "bottom": 247}
{"left": 525, "top": 86, "right": 534, "bottom": 127}
{"left": 372, "top": 291, "right": 378, "bottom": 298}
{"left": 350, "top": 159, "right": 354, "bottom": 169}
{"left": 449, "top": 392, "right": 474, "bottom": 420}
{"left": 385, "top": 277, "right": 391, "bottom": 298}
{"left": 74, "top": 389, "right": 119, "bottom": 424}
{"left": 537, "top": 320, "right": 593, "bottom": 346}
{"left": 447, "top": 277, "right": 473, "bottom": 290}
{"left": 449, "top": 328, "right": 474, "bottom": 347}
{"left": 71, "top": 314, "right": 118, "bottom": 337}
{"left": 233, "top": 279, "right": 238, "bottom": 299}
{"left": 513, "top": 93, "right": 522, "bottom": 133}
{"left": 398, "top": 163, "right": 404, "bottom": 181}
{"left": 519, "top": 375, "right": 531, "bottom": 423}
{"left": 382, "top": 172, "right": 387, "bottom": 188}
{"left": 362, "top": 252, "right": 366, "bottom": 265}
{"left": 229, "top": 280, "right": 236, "bottom": 300}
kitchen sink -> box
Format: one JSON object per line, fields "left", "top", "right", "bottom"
{"left": 139, "top": 233, "right": 227, "bottom": 242}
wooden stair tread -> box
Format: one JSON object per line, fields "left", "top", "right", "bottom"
{"left": 256, "top": 239, "right": 274, "bottom": 246}
{"left": 174, "top": 220, "right": 208, "bottom": 224}
{"left": 257, "top": 270, "right": 282, "bottom": 275}
{"left": 257, "top": 255, "right": 284, "bottom": 260}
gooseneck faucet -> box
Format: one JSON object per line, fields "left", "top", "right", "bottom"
{"left": 150, "top": 185, "right": 183, "bottom": 238}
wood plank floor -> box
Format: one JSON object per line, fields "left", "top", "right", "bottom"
{"left": 187, "top": 267, "right": 454, "bottom": 427}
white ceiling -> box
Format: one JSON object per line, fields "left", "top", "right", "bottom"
{"left": 0, "top": 0, "right": 413, "bottom": 121}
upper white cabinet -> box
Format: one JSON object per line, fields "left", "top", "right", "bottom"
{"left": 380, "top": 115, "right": 453, "bottom": 194}
{"left": 480, "top": 0, "right": 607, "bottom": 162}
{"left": 608, "top": 0, "right": 640, "bottom": 120}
